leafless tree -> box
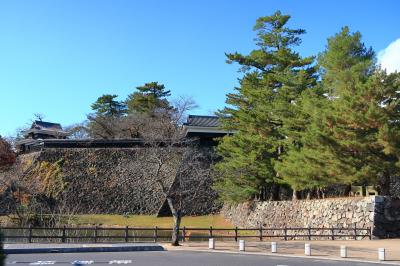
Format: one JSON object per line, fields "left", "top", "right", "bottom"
{"left": 0, "top": 153, "right": 78, "bottom": 227}
{"left": 0, "top": 137, "right": 16, "bottom": 171}
{"left": 86, "top": 95, "right": 197, "bottom": 140}
{"left": 171, "top": 96, "right": 198, "bottom": 125}
{"left": 64, "top": 122, "right": 90, "bottom": 139}
{"left": 32, "top": 113, "right": 45, "bottom": 122}
{"left": 87, "top": 113, "right": 150, "bottom": 139}
{"left": 139, "top": 110, "right": 217, "bottom": 246}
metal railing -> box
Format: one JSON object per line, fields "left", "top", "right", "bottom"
{"left": 0, "top": 225, "right": 372, "bottom": 243}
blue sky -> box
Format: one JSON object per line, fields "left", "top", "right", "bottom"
{"left": 1, "top": 0, "right": 399, "bottom": 136}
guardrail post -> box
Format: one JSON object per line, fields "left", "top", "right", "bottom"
{"left": 209, "top": 226, "right": 213, "bottom": 238}
{"left": 369, "top": 226, "right": 372, "bottom": 240}
{"left": 354, "top": 224, "right": 357, "bottom": 240}
{"left": 308, "top": 226, "right": 311, "bottom": 241}
{"left": 182, "top": 226, "right": 186, "bottom": 242}
{"left": 62, "top": 225, "right": 66, "bottom": 243}
{"left": 154, "top": 226, "right": 158, "bottom": 243}
{"left": 284, "top": 226, "right": 287, "bottom": 241}
{"left": 125, "top": 226, "right": 129, "bottom": 242}
{"left": 94, "top": 226, "right": 98, "bottom": 243}
{"left": 234, "top": 227, "right": 238, "bottom": 242}
{"left": 259, "top": 226, "right": 263, "bottom": 241}
{"left": 331, "top": 227, "right": 335, "bottom": 240}
{"left": 28, "top": 225, "right": 32, "bottom": 243}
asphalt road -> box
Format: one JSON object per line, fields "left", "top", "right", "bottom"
{"left": 5, "top": 251, "right": 384, "bottom": 266}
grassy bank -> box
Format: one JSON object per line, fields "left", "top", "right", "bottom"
{"left": 0, "top": 214, "right": 233, "bottom": 228}
{"left": 73, "top": 214, "right": 232, "bottom": 228}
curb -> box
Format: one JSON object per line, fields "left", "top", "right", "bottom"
{"left": 169, "top": 249, "right": 397, "bottom": 265}
{"left": 4, "top": 245, "right": 165, "bottom": 254}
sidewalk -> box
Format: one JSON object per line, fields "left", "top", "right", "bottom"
{"left": 3, "top": 243, "right": 164, "bottom": 254}
{"left": 163, "top": 239, "right": 400, "bottom": 264}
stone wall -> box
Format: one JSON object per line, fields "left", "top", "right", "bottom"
{"left": 222, "top": 196, "right": 400, "bottom": 238}
{"left": 0, "top": 147, "right": 221, "bottom": 216}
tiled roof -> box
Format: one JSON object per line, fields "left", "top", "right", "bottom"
{"left": 184, "top": 115, "right": 220, "bottom": 127}
{"left": 32, "top": 121, "right": 63, "bottom": 131}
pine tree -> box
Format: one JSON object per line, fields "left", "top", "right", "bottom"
{"left": 275, "top": 88, "right": 355, "bottom": 198}
{"left": 277, "top": 27, "right": 400, "bottom": 197}
{"left": 91, "top": 94, "right": 127, "bottom": 117}
{"left": 214, "top": 11, "right": 316, "bottom": 202}
{"left": 126, "top": 82, "right": 172, "bottom": 114}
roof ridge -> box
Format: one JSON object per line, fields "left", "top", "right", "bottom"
{"left": 188, "top": 115, "right": 218, "bottom": 118}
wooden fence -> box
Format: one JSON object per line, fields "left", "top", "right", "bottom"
{"left": 0, "top": 225, "right": 372, "bottom": 243}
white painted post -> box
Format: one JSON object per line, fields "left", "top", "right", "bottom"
{"left": 208, "top": 238, "right": 215, "bottom": 249}
{"left": 239, "top": 240, "right": 245, "bottom": 251}
{"left": 378, "top": 248, "right": 385, "bottom": 261}
{"left": 271, "top": 242, "right": 277, "bottom": 253}
{"left": 340, "top": 245, "right": 347, "bottom": 258}
{"left": 305, "top": 243, "right": 311, "bottom": 256}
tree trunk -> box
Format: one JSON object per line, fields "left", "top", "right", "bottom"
{"left": 306, "top": 190, "right": 311, "bottom": 200}
{"left": 166, "top": 197, "right": 181, "bottom": 246}
{"left": 270, "top": 183, "right": 280, "bottom": 201}
{"left": 344, "top": 184, "right": 352, "bottom": 196}
{"left": 292, "top": 189, "right": 298, "bottom": 201}
{"left": 319, "top": 188, "right": 325, "bottom": 199}
{"left": 379, "top": 170, "right": 391, "bottom": 196}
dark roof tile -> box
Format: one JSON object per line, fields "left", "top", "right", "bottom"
{"left": 184, "top": 115, "right": 220, "bottom": 127}
{"left": 33, "top": 121, "right": 63, "bottom": 130}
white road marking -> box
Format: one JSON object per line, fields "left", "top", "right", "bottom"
{"left": 71, "top": 260, "right": 94, "bottom": 265}
{"left": 8, "top": 260, "right": 133, "bottom": 265}
{"left": 29, "top": 261, "right": 56, "bottom": 265}
{"left": 109, "top": 260, "right": 132, "bottom": 264}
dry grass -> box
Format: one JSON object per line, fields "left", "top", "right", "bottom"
{"left": 72, "top": 214, "right": 233, "bottom": 228}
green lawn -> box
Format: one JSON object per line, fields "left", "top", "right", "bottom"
{"left": 72, "top": 214, "right": 233, "bottom": 228}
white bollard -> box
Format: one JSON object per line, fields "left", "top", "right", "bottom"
{"left": 340, "top": 245, "right": 347, "bottom": 258}
{"left": 378, "top": 248, "right": 385, "bottom": 261}
{"left": 208, "top": 238, "right": 215, "bottom": 249}
{"left": 305, "top": 243, "right": 311, "bottom": 256}
{"left": 271, "top": 242, "right": 277, "bottom": 253}
{"left": 239, "top": 240, "right": 245, "bottom": 251}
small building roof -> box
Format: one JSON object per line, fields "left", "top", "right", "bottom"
{"left": 184, "top": 115, "right": 220, "bottom": 127}
{"left": 183, "top": 115, "right": 231, "bottom": 138}
{"left": 31, "top": 121, "right": 63, "bottom": 131}
{"left": 23, "top": 120, "right": 68, "bottom": 138}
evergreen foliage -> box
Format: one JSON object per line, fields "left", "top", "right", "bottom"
{"left": 275, "top": 27, "right": 375, "bottom": 194}
{"left": 216, "top": 14, "right": 400, "bottom": 202}
{"left": 126, "top": 82, "right": 172, "bottom": 114}
{"left": 91, "top": 94, "right": 127, "bottom": 117}
{"left": 214, "top": 11, "right": 317, "bottom": 202}
{"left": 302, "top": 27, "right": 400, "bottom": 195}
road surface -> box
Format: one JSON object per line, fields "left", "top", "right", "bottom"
{"left": 5, "top": 251, "right": 385, "bottom": 266}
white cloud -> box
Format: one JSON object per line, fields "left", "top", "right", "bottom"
{"left": 378, "top": 38, "right": 400, "bottom": 73}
